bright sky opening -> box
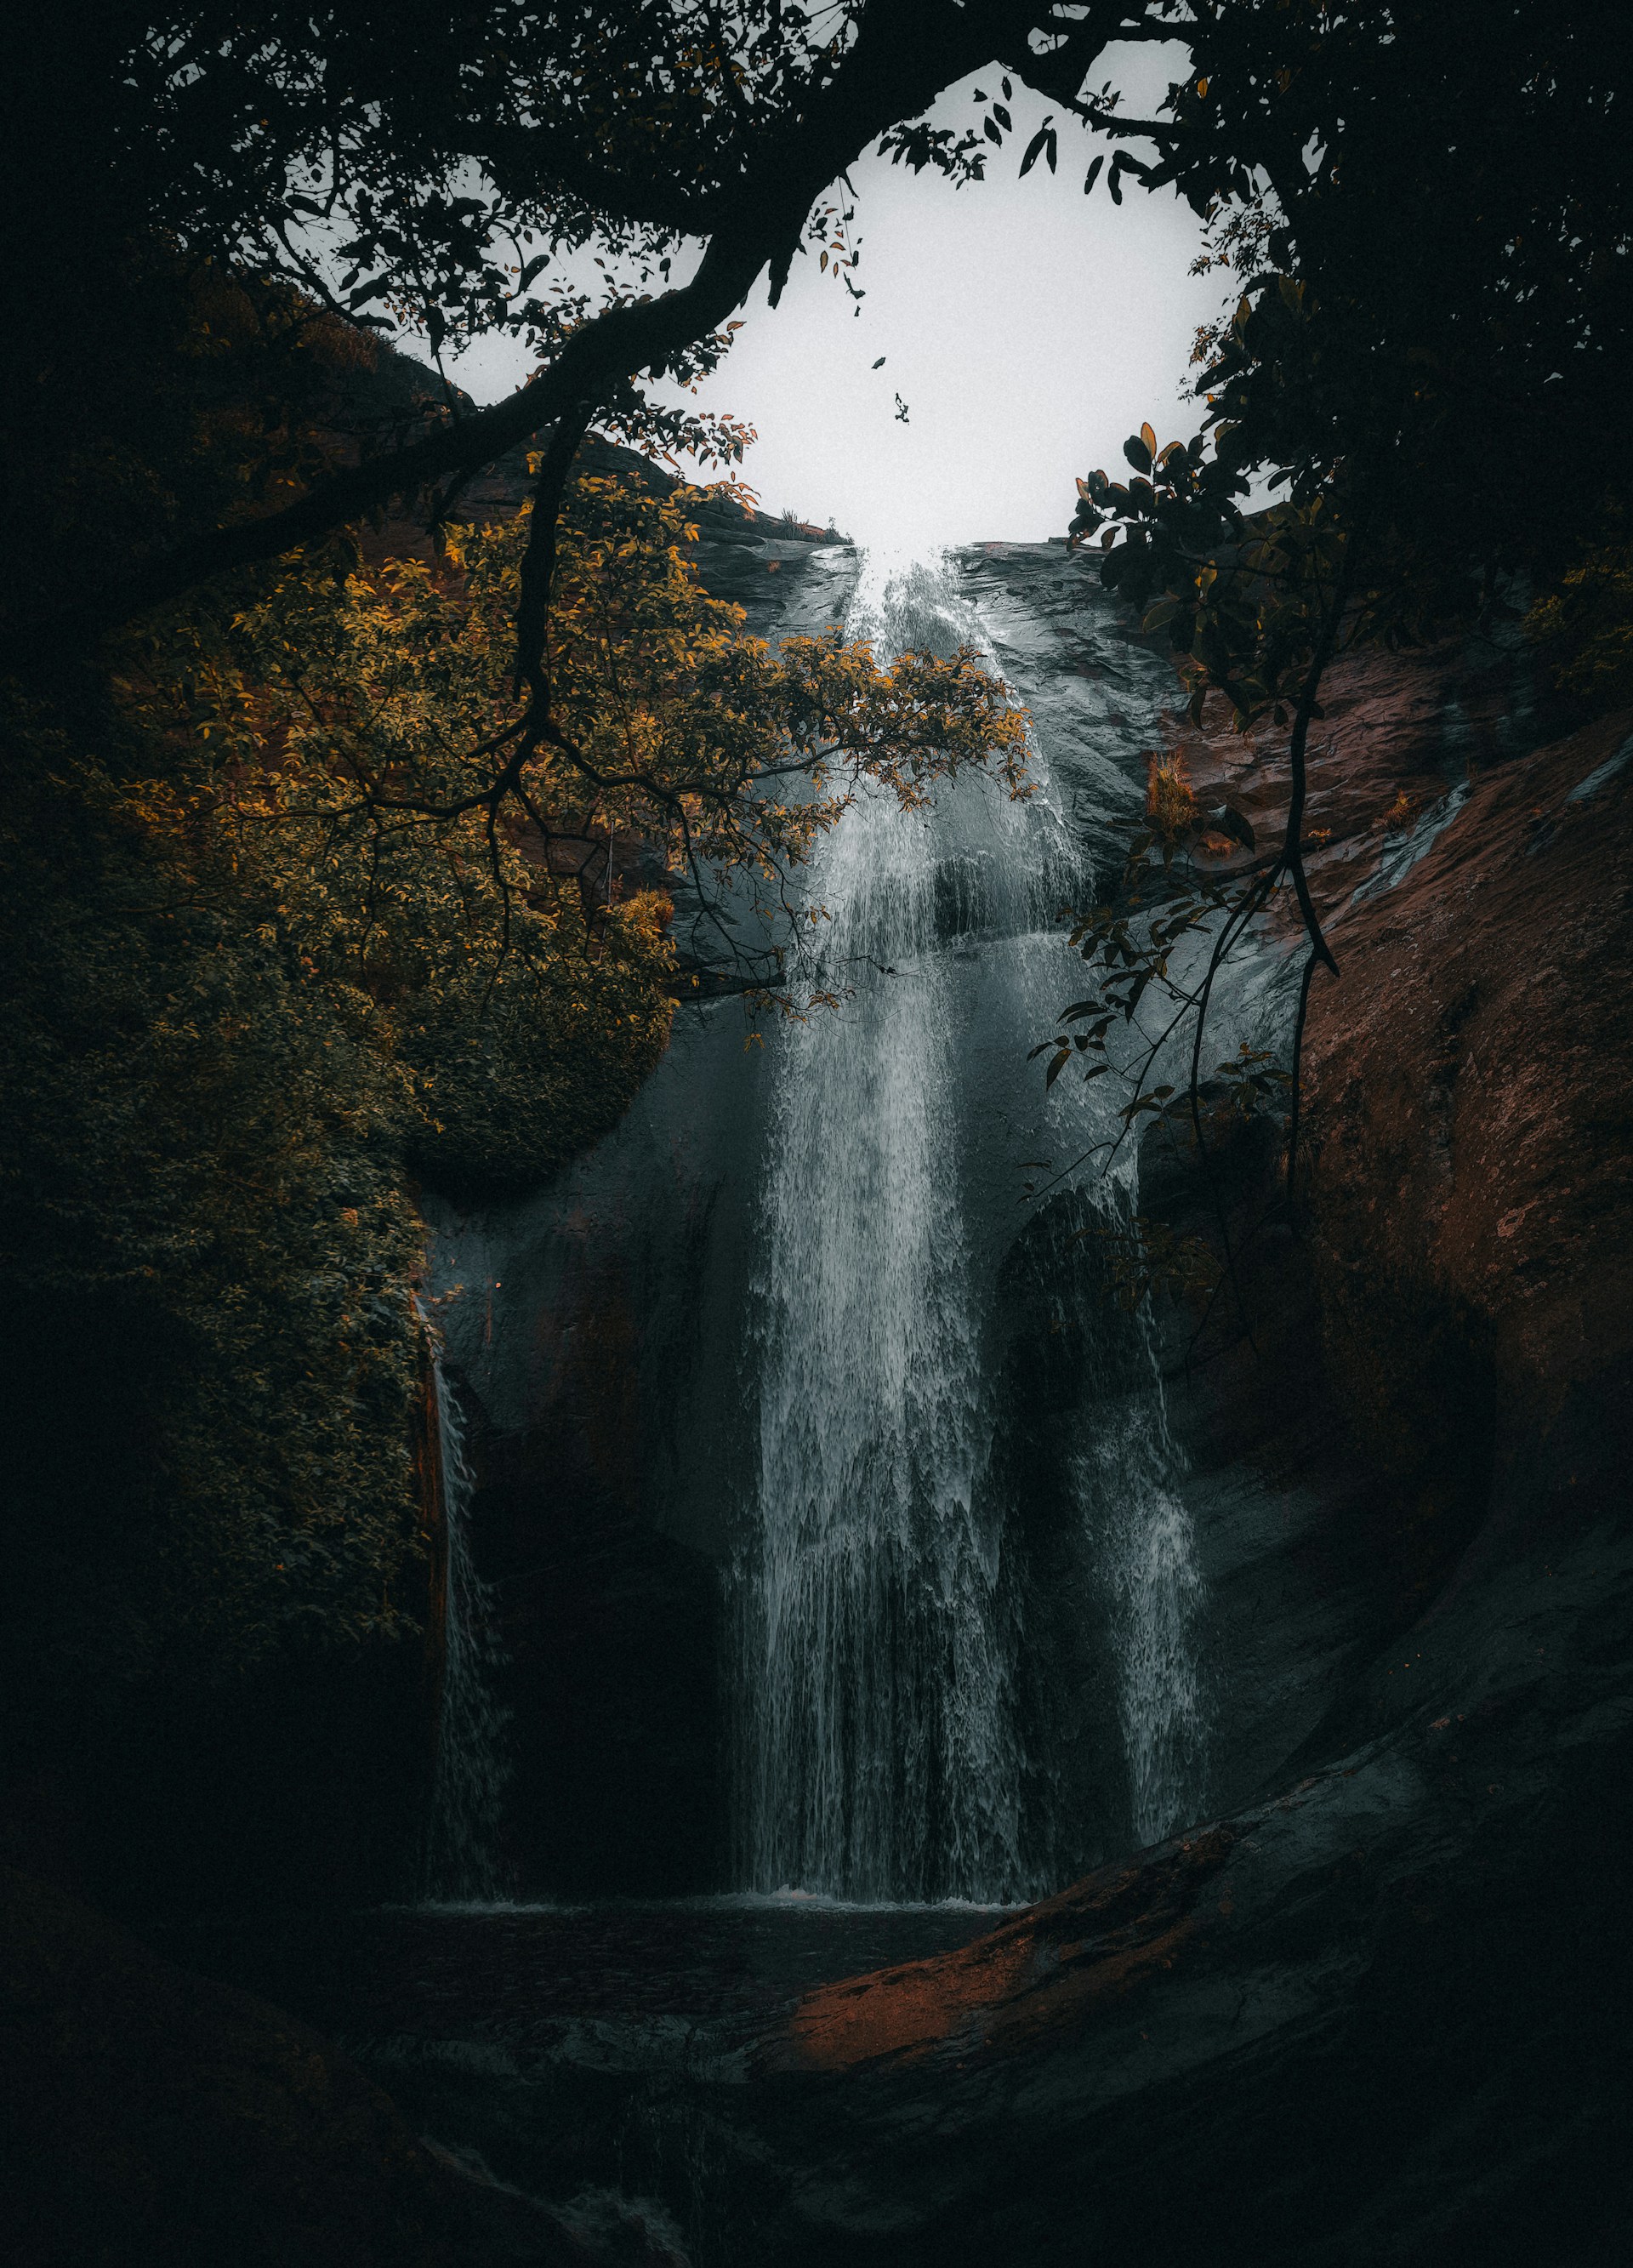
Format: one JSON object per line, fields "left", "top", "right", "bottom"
{"left": 425, "top": 48, "right": 1223, "bottom": 548}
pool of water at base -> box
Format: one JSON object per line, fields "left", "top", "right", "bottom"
{"left": 156, "top": 1895, "right": 1015, "bottom": 2055}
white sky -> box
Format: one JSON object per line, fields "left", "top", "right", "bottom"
{"left": 414, "top": 45, "right": 1222, "bottom": 548}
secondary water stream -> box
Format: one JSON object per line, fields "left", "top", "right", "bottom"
{"left": 421, "top": 1344, "right": 511, "bottom": 1903}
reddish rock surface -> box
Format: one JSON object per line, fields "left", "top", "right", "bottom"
{"left": 1300, "top": 704, "right": 1633, "bottom": 1449}
{"left": 1154, "top": 627, "right": 1553, "bottom": 914}
{"left": 1144, "top": 601, "right": 1632, "bottom": 1474}
{"left": 770, "top": 1829, "right": 1236, "bottom": 2077}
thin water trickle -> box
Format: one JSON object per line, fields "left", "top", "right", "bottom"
{"left": 1112, "top": 1486, "right": 1208, "bottom": 1843}
{"left": 1070, "top": 1367, "right": 1208, "bottom": 1847}
{"left": 422, "top": 1350, "right": 512, "bottom": 1902}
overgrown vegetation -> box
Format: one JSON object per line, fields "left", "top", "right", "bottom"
{"left": 1525, "top": 529, "right": 1633, "bottom": 710}
{"left": 1, "top": 241, "right": 1021, "bottom": 1890}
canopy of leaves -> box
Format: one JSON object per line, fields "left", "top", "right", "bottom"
{"left": 1526, "top": 528, "right": 1633, "bottom": 710}
{"left": 13, "top": 5, "right": 1627, "bottom": 647}
{"left": 1158, "top": 1, "right": 1630, "bottom": 596}
{"left": 90, "top": 3, "right": 1049, "bottom": 336}
{"left": 2, "top": 5, "right": 1156, "bottom": 633}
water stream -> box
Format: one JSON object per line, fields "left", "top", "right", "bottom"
{"left": 1071, "top": 1374, "right": 1207, "bottom": 1849}
{"left": 733, "top": 548, "right": 1208, "bottom": 1901}
{"left": 425, "top": 539, "right": 1233, "bottom": 1908}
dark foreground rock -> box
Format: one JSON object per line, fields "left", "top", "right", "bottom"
{"left": 0, "top": 1865, "right": 686, "bottom": 2268}
{"left": 261, "top": 1427, "right": 1626, "bottom": 2267}
{"left": 725, "top": 1464, "right": 1633, "bottom": 2265}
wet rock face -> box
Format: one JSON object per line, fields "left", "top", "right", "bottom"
{"left": 467, "top": 1389, "right": 728, "bottom": 1900}
{"left": 1124, "top": 630, "right": 1633, "bottom": 1814}
{"left": 392, "top": 556, "right": 1633, "bottom": 2257}
{"left": 680, "top": 674, "right": 1633, "bottom": 2264}
{"left": 427, "top": 550, "right": 1619, "bottom": 1907}
{"left": 1144, "top": 597, "right": 1633, "bottom": 1503}
{"left": 425, "top": 542, "right": 1295, "bottom": 1903}
{"left": 1299, "top": 705, "right": 1633, "bottom": 1485}
{"left": 1157, "top": 617, "right": 1633, "bottom": 1606}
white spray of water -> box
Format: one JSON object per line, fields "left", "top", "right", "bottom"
{"left": 735, "top": 552, "right": 1045, "bottom": 1901}
{"left": 736, "top": 544, "right": 1209, "bottom": 1890}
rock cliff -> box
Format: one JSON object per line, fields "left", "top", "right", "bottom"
{"left": 361, "top": 587, "right": 1633, "bottom": 2263}
{"left": 16, "top": 521, "right": 1630, "bottom": 2265}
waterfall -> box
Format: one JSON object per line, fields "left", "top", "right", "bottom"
{"left": 732, "top": 547, "right": 1210, "bottom": 1899}
{"left": 735, "top": 552, "right": 1027, "bottom": 1902}
{"left": 422, "top": 1347, "right": 511, "bottom": 1902}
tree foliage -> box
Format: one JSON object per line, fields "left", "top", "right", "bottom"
{"left": 3, "top": 431, "right": 1025, "bottom": 1719}
{"left": 12, "top": 3, "right": 1628, "bottom": 635}
{"left": 1525, "top": 529, "right": 1633, "bottom": 710}
{"left": 1038, "top": 2, "right": 1632, "bottom": 1318}
{"left": 143, "top": 467, "right": 1027, "bottom": 1009}
{"left": 1, "top": 683, "right": 428, "bottom": 1692}
{"left": 4, "top": 3, "right": 1042, "bottom": 1768}
{"left": 5, "top": 3, "right": 1021, "bottom": 643}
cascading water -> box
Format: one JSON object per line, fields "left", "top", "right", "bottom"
{"left": 733, "top": 548, "right": 1209, "bottom": 1900}
{"left": 422, "top": 1347, "right": 511, "bottom": 1902}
